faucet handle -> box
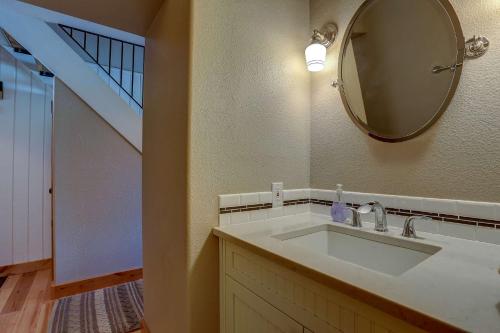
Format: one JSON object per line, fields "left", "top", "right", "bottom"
{"left": 357, "top": 202, "right": 374, "bottom": 214}
{"left": 357, "top": 201, "right": 388, "bottom": 232}
{"left": 358, "top": 201, "right": 386, "bottom": 212}
{"left": 345, "top": 207, "right": 362, "bottom": 228}
{"left": 402, "top": 215, "right": 433, "bottom": 238}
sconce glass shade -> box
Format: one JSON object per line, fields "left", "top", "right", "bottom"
{"left": 305, "top": 43, "right": 326, "bottom": 72}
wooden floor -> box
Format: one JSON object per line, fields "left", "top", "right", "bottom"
{"left": 0, "top": 269, "right": 52, "bottom": 333}
{"left": 0, "top": 269, "right": 144, "bottom": 333}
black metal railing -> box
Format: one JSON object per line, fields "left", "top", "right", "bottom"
{"left": 59, "top": 24, "right": 144, "bottom": 109}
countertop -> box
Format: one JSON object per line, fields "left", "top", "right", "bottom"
{"left": 213, "top": 213, "right": 500, "bottom": 333}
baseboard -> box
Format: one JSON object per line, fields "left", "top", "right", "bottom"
{"left": 141, "top": 319, "right": 150, "bottom": 333}
{"left": 51, "top": 268, "right": 142, "bottom": 299}
{"left": 0, "top": 259, "right": 52, "bottom": 277}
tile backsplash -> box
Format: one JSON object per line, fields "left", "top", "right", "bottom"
{"left": 219, "top": 189, "right": 500, "bottom": 245}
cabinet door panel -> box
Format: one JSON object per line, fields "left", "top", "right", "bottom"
{"left": 224, "top": 241, "right": 423, "bottom": 333}
{"left": 225, "top": 276, "right": 303, "bottom": 333}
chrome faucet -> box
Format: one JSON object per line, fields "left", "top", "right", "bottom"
{"left": 358, "top": 201, "right": 388, "bottom": 232}
{"left": 402, "top": 216, "right": 432, "bottom": 238}
{"left": 345, "top": 207, "right": 362, "bottom": 228}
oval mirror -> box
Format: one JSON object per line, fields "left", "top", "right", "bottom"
{"left": 339, "top": 0, "right": 464, "bottom": 142}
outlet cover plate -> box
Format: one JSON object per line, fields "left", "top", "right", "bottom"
{"left": 272, "top": 182, "right": 284, "bottom": 207}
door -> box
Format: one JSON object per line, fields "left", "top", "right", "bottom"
{"left": 225, "top": 276, "right": 303, "bottom": 333}
{"left": 0, "top": 47, "right": 53, "bottom": 265}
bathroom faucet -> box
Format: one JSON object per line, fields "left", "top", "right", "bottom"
{"left": 402, "top": 216, "right": 432, "bottom": 238}
{"left": 345, "top": 207, "right": 362, "bottom": 228}
{"left": 358, "top": 201, "right": 388, "bottom": 232}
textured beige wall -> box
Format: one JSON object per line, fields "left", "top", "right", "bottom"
{"left": 142, "top": 0, "right": 190, "bottom": 332}
{"left": 53, "top": 79, "right": 142, "bottom": 284}
{"left": 310, "top": 0, "right": 500, "bottom": 202}
{"left": 189, "top": 0, "right": 311, "bottom": 331}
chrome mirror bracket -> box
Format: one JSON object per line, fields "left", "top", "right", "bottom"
{"left": 465, "top": 35, "right": 489, "bottom": 59}
{"left": 331, "top": 79, "right": 342, "bottom": 89}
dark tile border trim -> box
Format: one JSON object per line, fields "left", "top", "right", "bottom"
{"left": 382, "top": 206, "right": 499, "bottom": 228}
{"left": 219, "top": 203, "right": 272, "bottom": 214}
{"left": 220, "top": 198, "right": 500, "bottom": 229}
{"left": 218, "top": 200, "right": 309, "bottom": 214}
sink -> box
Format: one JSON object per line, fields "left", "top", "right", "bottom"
{"left": 273, "top": 224, "right": 441, "bottom": 276}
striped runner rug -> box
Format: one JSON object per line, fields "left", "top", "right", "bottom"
{"left": 48, "top": 279, "right": 143, "bottom": 333}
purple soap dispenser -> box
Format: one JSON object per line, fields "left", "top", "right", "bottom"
{"left": 331, "top": 184, "right": 348, "bottom": 223}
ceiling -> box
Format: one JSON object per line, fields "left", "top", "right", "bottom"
{"left": 20, "top": 0, "right": 165, "bottom": 35}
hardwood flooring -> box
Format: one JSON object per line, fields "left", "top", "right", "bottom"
{"left": 0, "top": 269, "right": 144, "bottom": 333}
{"left": 0, "top": 269, "right": 52, "bottom": 333}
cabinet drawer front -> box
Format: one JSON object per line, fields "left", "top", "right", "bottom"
{"left": 225, "top": 276, "right": 303, "bottom": 333}
{"left": 224, "top": 241, "right": 424, "bottom": 333}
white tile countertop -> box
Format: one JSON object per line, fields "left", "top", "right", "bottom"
{"left": 213, "top": 213, "right": 500, "bottom": 333}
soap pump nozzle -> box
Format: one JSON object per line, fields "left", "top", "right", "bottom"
{"left": 335, "top": 184, "right": 343, "bottom": 202}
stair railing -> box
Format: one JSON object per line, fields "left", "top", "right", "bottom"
{"left": 59, "top": 24, "right": 144, "bottom": 110}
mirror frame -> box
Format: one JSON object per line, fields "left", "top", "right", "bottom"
{"left": 338, "top": 0, "right": 465, "bottom": 142}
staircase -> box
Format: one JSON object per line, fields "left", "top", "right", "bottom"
{"left": 58, "top": 24, "right": 144, "bottom": 115}
{"left": 0, "top": 29, "right": 55, "bottom": 82}
{"left": 0, "top": 3, "right": 143, "bottom": 151}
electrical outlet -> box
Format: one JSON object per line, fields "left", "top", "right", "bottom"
{"left": 272, "top": 182, "right": 284, "bottom": 207}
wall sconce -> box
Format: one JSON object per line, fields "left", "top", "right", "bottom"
{"left": 305, "top": 23, "right": 338, "bottom": 72}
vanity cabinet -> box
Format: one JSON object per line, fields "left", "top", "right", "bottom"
{"left": 225, "top": 276, "right": 303, "bottom": 333}
{"left": 220, "top": 240, "right": 424, "bottom": 333}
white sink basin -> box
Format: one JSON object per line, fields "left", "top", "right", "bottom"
{"left": 274, "top": 224, "right": 441, "bottom": 276}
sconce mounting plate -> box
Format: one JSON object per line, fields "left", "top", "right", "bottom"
{"left": 312, "top": 23, "right": 338, "bottom": 49}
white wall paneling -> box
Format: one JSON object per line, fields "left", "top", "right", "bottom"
{"left": 0, "top": 46, "right": 53, "bottom": 265}
{"left": 43, "top": 85, "right": 52, "bottom": 259}
{"left": 0, "top": 47, "right": 16, "bottom": 265}
{"left": 11, "top": 49, "right": 31, "bottom": 263}
{"left": 28, "top": 78, "right": 46, "bottom": 261}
